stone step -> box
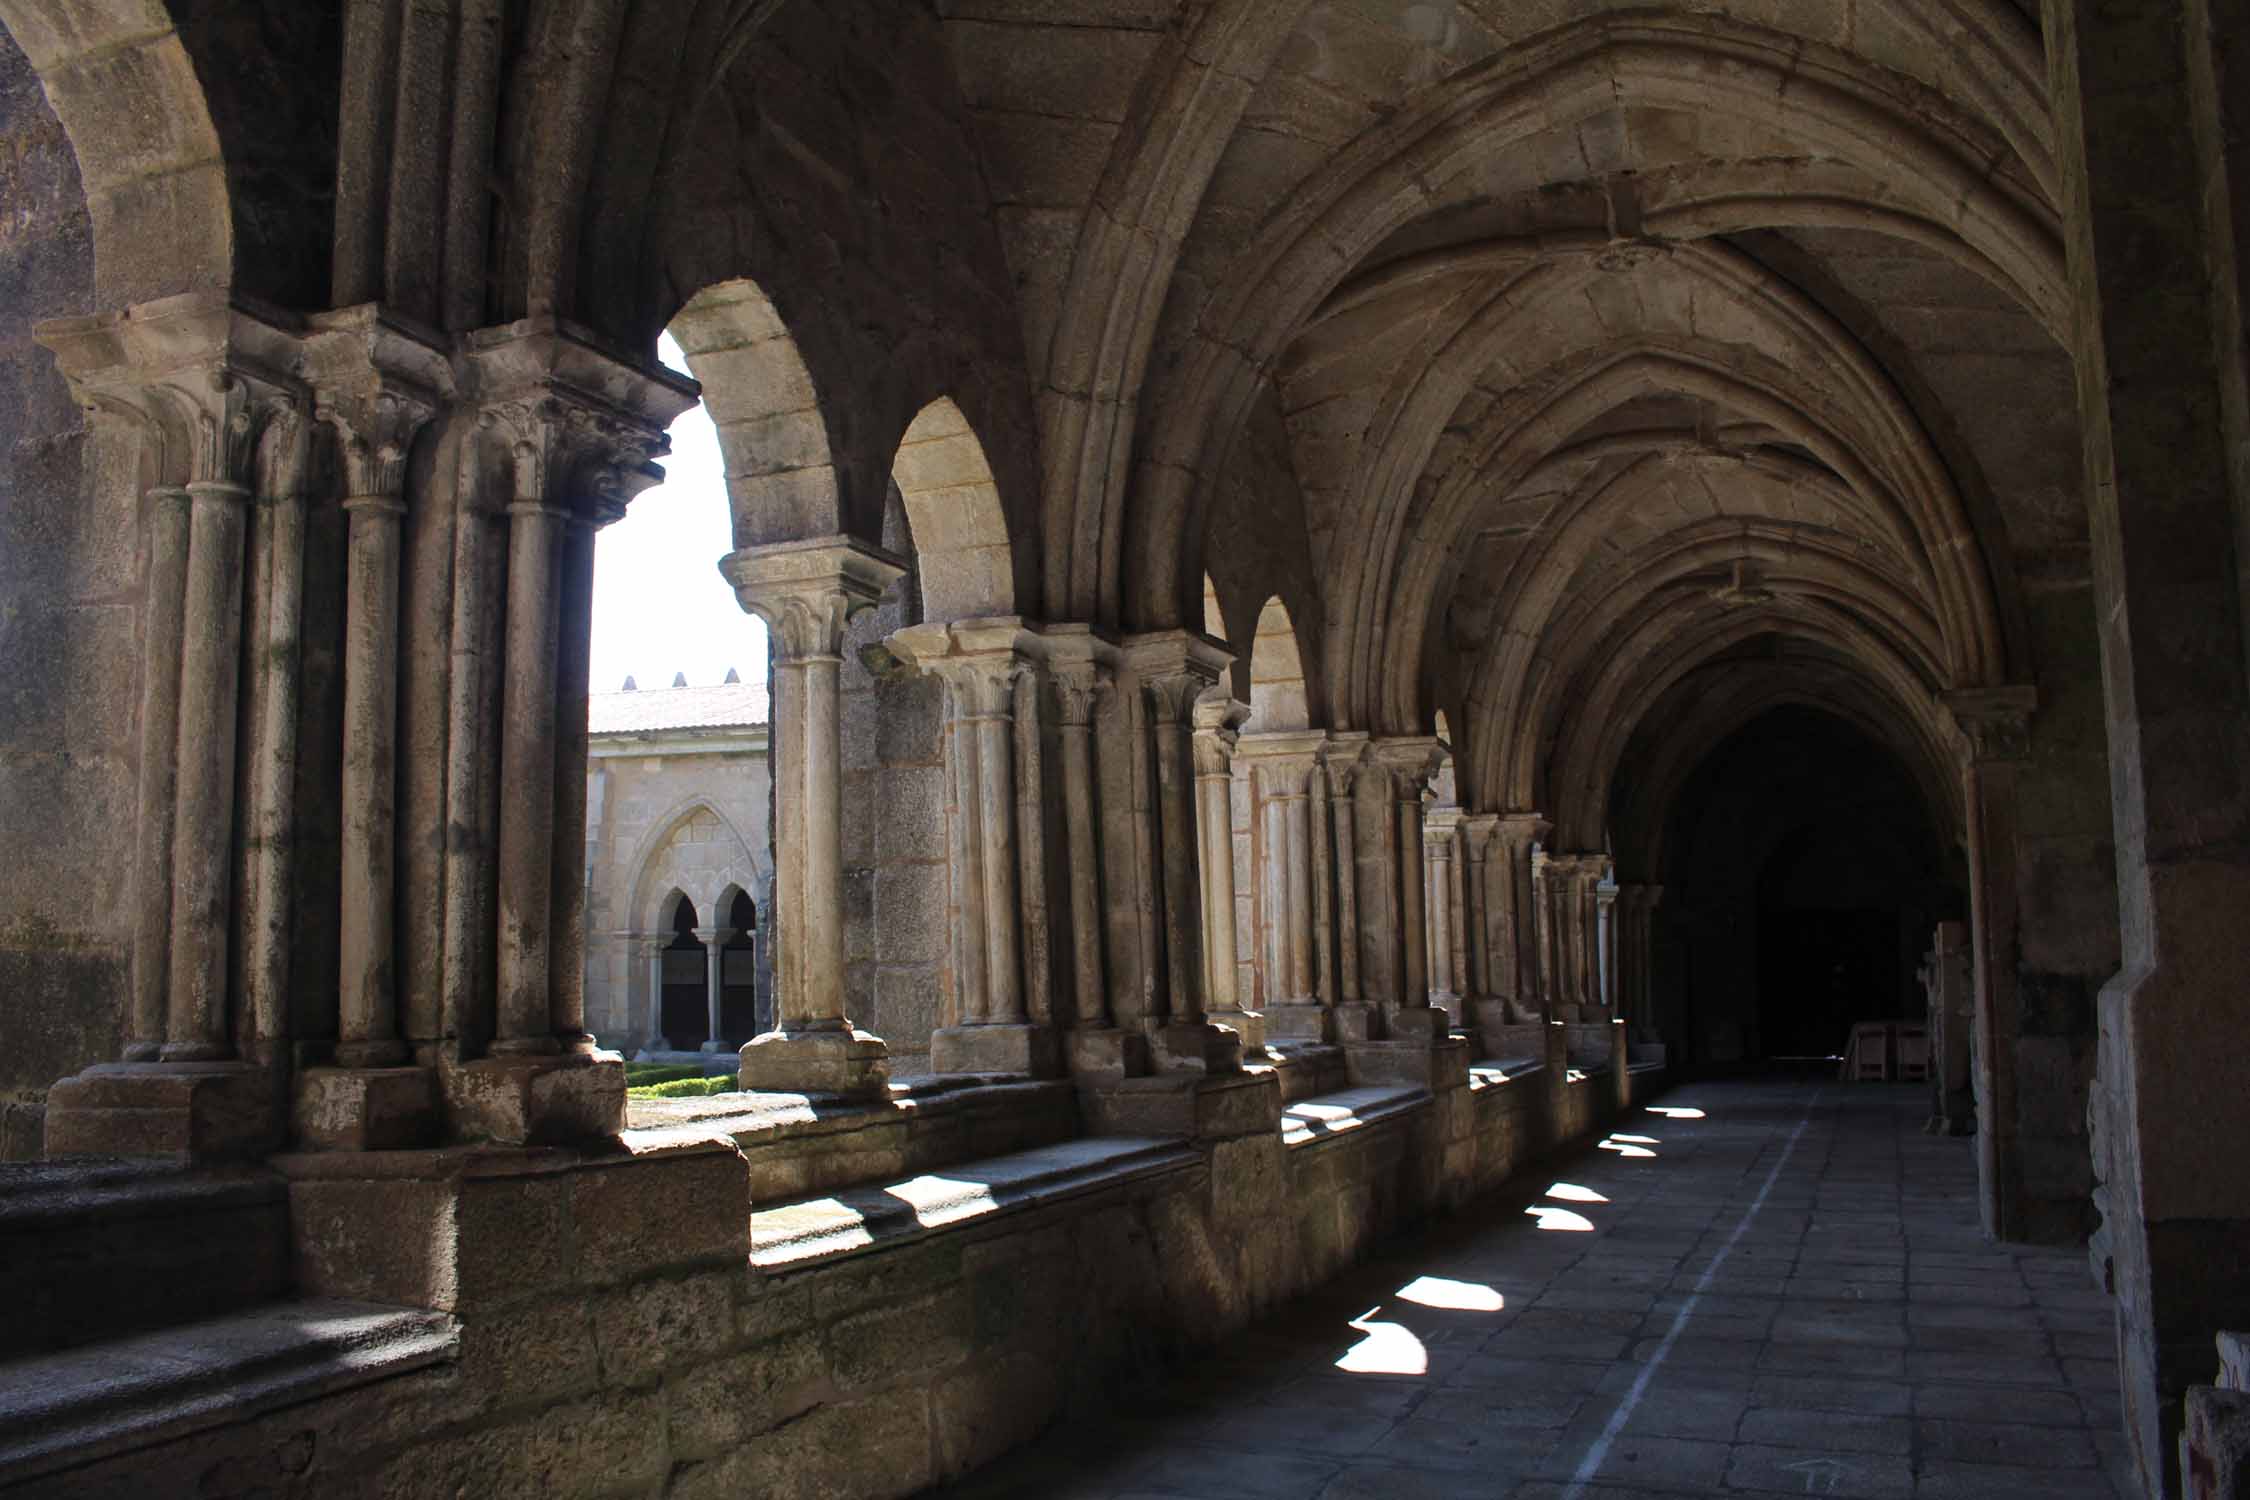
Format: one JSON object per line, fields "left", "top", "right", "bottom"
{"left": 0, "top": 1158, "right": 289, "bottom": 1360}
{"left": 0, "top": 1299, "right": 457, "bottom": 1489}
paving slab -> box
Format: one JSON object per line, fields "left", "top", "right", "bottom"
{"left": 923, "top": 1079, "right": 2128, "bottom": 1500}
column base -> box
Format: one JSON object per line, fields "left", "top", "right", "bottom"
{"left": 1330, "top": 1002, "right": 1379, "bottom": 1042}
{"left": 44, "top": 1061, "right": 279, "bottom": 1161}
{"left": 296, "top": 1066, "right": 440, "bottom": 1151}
{"left": 1206, "top": 1006, "right": 1267, "bottom": 1050}
{"left": 1429, "top": 988, "right": 1463, "bottom": 1026}
{"left": 1064, "top": 1026, "right": 1148, "bottom": 1080}
{"left": 1473, "top": 998, "right": 1518, "bottom": 1041}
{"left": 1386, "top": 1003, "right": 1450, "bottom": 1042}
{"left": 1264, "top": 1001, "right": 1333, "bottom": 1043}
{"left": 1148, "top": 1021, "right": 1244, "bottom": 1074}
{"left": 1345, "top": 1037, "right": 1472, "bottom": 1090}
{"left": 737, "top": 1026, "right": 891, "bottom": 1100}
{"left": 445, "top": 1050, "right": 625, "bottom": 1146}
{"left": 930, "top": 1022, "right": 1061, "bottom": 1078}
{"left": 1611, "top": 1018, "right": 1632, "bottom": 1110}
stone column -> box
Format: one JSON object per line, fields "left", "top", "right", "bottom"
{"left": 726, "top": 537, "right": 906, "bottom": 1098}
{"left": 127, "top": 484, "right": 192, "bottom": 1061}
{"left": 2048, "top": 9, "right": 2250, "bottom": 1479}
{"left": 1928, "top": 919, "right": 1974, "bottom": 1134}
{"left": 1534, "top": 848, "right": 1565, "bottom": 1020}
{"left": 1368, "top": 737, "right": 1446, "bottom": 1042}
{"left": 699, "top": 929, "right": 729, "bottom": 1052}
{"left": 1323, "top": 734, "right": 1374, "bottom": 1040}
{"left": 644, "top": 938, "right": 667, "bottom": 1052}
{"left": 1237, "top": 733, "right": 1327, "bottom": 1042}
{"left": 1046, "top": 628, "right": 1139, "bottom": 1077}
{"left": 1194, "top": 693, "right": 1262, "bottom": 1050}
{"left": 241, "top": 410, "right": 311, "bottom": 1062}
{"left": 39, "top": 299, "right": 305, "bottom": 1161}
{"left": 1494, "top": 815, "right": 1549, "bottom": 1025}
{"left": 492, "top": 449, "right": 568, "bottom": 1056}
{"left": 1593, "top": 886, "right": 1611, "bottom": 1016}
{"left": 167, "top": 474, "right": 255, "bottom": 1060}
{"left": 1423, "top": 808, "right": 1463, "bottom": 1022}
{"left": 1456, "top": 814, "right": 1501, "bottom": 1041}
{"left": 889, "top": 618, "right": 1060, "bottom": 1077}
{"left": 446, "top": 322, "right": 690, "bottom": 1142}
{"left": 1944, "top": 689, "right": 2036, "bottom": 1243}
{"left": 314, "top": 321, "right": 443, "bottom": 1079}
{"left": 1121, "top": 632, "right": 1242, "bottom": 1073}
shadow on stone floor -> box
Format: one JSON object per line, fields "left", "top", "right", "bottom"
{"left": 922, "top": 1079, "right": 2131, "bottom": 1500}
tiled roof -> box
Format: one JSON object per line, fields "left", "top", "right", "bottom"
{"left": 589, "top": 680, "right": 770, "bottom": 735}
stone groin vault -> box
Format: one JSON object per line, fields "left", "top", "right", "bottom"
{"left": 0, "top": 2, "right": 2243, "bottom": 1497}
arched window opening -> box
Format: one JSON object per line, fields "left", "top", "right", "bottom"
{"left": 722, "top": 890, "right": 758, "bottom": 1044}
{"left": 1202, "top": 573, "right": 1227, "bottom": 643}
{"left": 891, "top": 398, "right": 1013, "bottom": 625}
{"left": 591, "top": 331, "right": 769, "bottom": 696}
{"left": 660, "top": 895, "right": 710, "bottom": 1051}
{"left": 1244, "top": 596, "right": 1308, "bottom": 733}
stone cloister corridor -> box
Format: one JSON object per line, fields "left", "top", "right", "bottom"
{"left": 936, "top": 1078, "right": 2129, "bottom": 1500}
{"left": 3, "top": 1, "right": 2250, "bottom": 1496}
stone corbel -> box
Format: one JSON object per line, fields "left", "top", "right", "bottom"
{"left": 1943, "top": 685, "right": 2037, "bottom": 765}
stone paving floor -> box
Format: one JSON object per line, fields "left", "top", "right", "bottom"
{"left": 928, "top": 1076, "right": 2133, "bottom": 1500}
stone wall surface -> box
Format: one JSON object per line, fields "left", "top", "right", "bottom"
{"left": 8, "top": 1066, "right": 1639, "bottom": 1499}
{"left": 0, "top": 28, "right": 111, "bottom": 1161}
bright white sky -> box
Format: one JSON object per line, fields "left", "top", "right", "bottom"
{"left": 588, "top": 333, "right": 770, "bottom": 693}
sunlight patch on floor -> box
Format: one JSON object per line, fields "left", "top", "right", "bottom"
{"left": 1394, "top": 1276, "right": 1504, "bottom": 1312}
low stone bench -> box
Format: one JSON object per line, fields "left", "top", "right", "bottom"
{"left": 0, "top": 1300, "right": 456, "bottom": 1490}
{"left": 749, "top": 1134, "right": 1198, "bottom": 1273}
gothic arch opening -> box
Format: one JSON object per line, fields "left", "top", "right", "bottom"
{"left": 1651, "top": 705, "right": 1962, "bottom": 1065}
{"left": 657, "top": 891, "right": 708, "bottom": 1051}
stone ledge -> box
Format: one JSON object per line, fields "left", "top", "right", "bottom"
{"left": 751, "top": 1135, "right": 1196, "bottom": 1273}
{"left": 0, "top": 1300, "right": 458, "bottom": 1488}
{"left": 1467, "top": 1055, "right": 1544, "bottom": 1092}
{"left": 1280, "top": 1085, "right": 1431, "bottom": 1148}
{"left": 628, "top": 1076, "right": 1079, "bottom": 1203}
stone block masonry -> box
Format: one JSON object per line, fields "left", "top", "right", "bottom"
{"left": 5, "top": 1058, "right": 1651, "bottom": 1497}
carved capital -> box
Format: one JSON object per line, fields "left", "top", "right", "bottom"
{"left": 1189, "top": 691, "right": 1250, "bottom": 777}
{"left": 303, "top": 304, "right": 450, "bottom": 504}
{"left": 1943, "top": 685, "right": 2037, "bottom": 764}
{"left": 37, "top": 295, "right": 308, "bottom": 493}
{"left": 1368, "top": 735, "right": 1445, "bottom": 801}
{"left": 722, "top": 536, "right": 907, "bottom": 663}
{"left": 1121, "top": 629, "right": 1229, "bottom": 727}
{"left": 1032, "top": 622, "right": 1119, "bottom": 728}
{"left": 1455, "top": 812, "right": 1500, "bottom": 863}
{"left": 463, "top": 316, "right": 696, "bottom": 526}
{"left": 1321, "top": 731, "right": 1371, "bottom": 797}
{"left": 1496, "top": 812, "right": 1552, "bottom": 851}
{"left": 1235, "top": 730, "right": 1325, "bottom": 798}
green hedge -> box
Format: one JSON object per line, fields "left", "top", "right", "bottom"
{"left": 627, "top": 1075, "right": 741, "bottom": 1100}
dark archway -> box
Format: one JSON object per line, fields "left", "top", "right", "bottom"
{"left": 1658, "top": 706, "right": 1963, "bottom": 1064}
{"left": 661, "top": 897, "right": 709, "bottom": 1049}
{"left": 721, "top": 890, "right": 758, "bottom": 1044}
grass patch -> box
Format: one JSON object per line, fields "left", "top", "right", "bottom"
{"left": 628, "top": 1075, "right": 741, "bottom": 1100}
{"left": 624, "top": 1063, "right": 704, "bottom": 1088}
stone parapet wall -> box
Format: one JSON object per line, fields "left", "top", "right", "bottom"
{"left": 13, "top": 1064, "right": 1652, "bottom": 1498}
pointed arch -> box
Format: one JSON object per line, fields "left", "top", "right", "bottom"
{"left": 625, "top": 795, "right": 767, "bottom": 937}
{"left": 891, "top": 397, "right": 1013, "bottom": 624}
{"left": 1244, "top": 596, "right": 1309, "bottom": 733}
{"left": 0, "top": 3, "right": 232, "bottom": 305}
{"left": 669, "top": 277, "right": 844, "bottom": 550}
